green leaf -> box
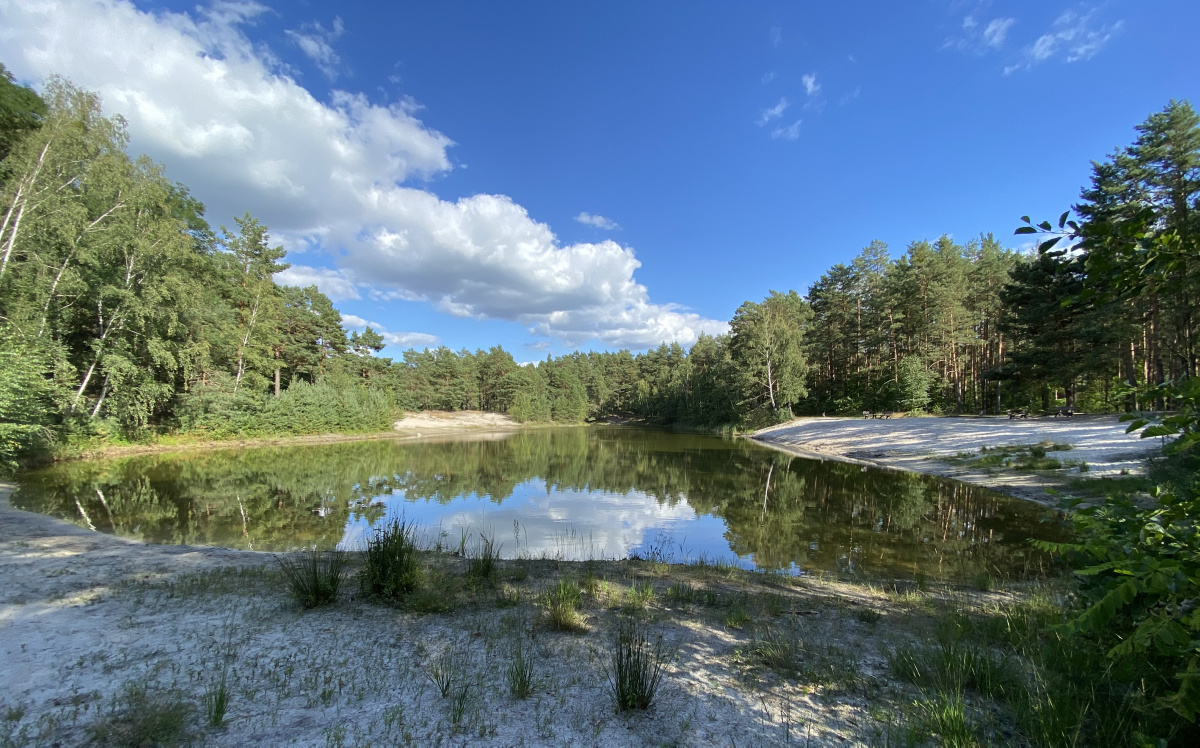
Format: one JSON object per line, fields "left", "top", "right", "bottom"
{"left": 1015, "top": 226, "right": 1038, "bottom": 235}
{"left": 1038, "top": 237, "right": 1061, "bottom": 254}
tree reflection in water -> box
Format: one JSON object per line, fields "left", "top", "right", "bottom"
{"left": 14, "top": 427, "right": 1066, "bottom": 580}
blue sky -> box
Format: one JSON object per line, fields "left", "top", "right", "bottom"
{"left": 1, "top": 1, "right": 1196, "bottom": 359}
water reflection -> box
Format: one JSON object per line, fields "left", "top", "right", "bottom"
{"left": 13, "top": 427, "right": 1066, "bottom": 580}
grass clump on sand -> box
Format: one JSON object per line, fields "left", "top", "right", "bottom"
{"left": 505, "top": 638, "right": 537, "bottom": 699}
{"left": 543, "top": 579, "right": 586, "bottom": 632}
{"left": 360, "top": 519, "right": 421, "bottom": 602}
{"left": 603, "top": 618, "right": 675, "bottom": 712}
{"left": 87, "top": 682, "right": 192, "bottom": 747}
{"left": 275, "top": 548, "right": 345, "bottom": 609}
{"left": 467, "top": 532, "right": 502, "bottom": 582}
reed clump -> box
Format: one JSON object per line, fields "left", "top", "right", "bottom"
{"left": 603, "top": 618, "right": 674, "bottom": 711}
{"left": 360, "top": 520, "right": 421, "bottom": 602}
{"left": 275, "top": 548, "right": 345, "bottom": 609}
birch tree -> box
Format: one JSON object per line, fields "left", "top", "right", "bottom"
{"left": 729, "top": 290, "right": 811, "bottom": 414}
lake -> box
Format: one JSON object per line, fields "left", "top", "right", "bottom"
{"left": 13, "top": 426, "right": 1066, "bottom": 580}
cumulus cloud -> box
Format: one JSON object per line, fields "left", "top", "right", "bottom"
{"left": 0, "top": 0, "right": 726, "bottom": 349}
{"left": 340, "top": 313, "right": 439, "bottom": 349}
{"left": 285, "top": 16, "right": 345, "bottom": 79}
{"left": 276, "top": 264, "right": 362, "bottom": 300}
{"left": 1004, "top": 8, "right": 1122, "bottom": 74}
{"left": 757, "top": 97, "right": 789, "bottom": 125}
{"left": 574, "top": 212, "right": 619, "bottom": 230}
{"left": 771, "top": 119, "right": 802, "bottom": 141}
{"left": 801, "top": 73, "right": 820, "bottom": 96}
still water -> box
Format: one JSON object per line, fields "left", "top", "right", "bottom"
{"left": 14, "top": 427, "right": 1066, "bottom": 580}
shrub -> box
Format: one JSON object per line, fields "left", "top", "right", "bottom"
{"left": 275, "top": 549, "right": 345, "bottom": 608}
{"left": 360, "top": 520, "right": 421, "bottom": 602}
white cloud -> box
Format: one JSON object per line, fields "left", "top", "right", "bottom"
{"left": 769, "top": 25, "right": 782, "bottom": 47}
{"left": 340, "top": 314, "right": 439, "bottom": 349}
{"left": 982, "top": 18, "right": 1014, "bottom": 49}
{"left": 285, "top": 16, "right": 345, "bottom": 80}
{"left": 276, "top": 265, "right": 362, "bottom": 300}
{"left": 839, "top": 86, "right": 862, "bottom": 106}
{"left": 945, "top": 14, "right": 1015, "bottom": 54}
{"left": 760, "top": 71, "right": 776, "bottom": 85}
{"left": 0, "top": 0, "right": 725, "bottom": 350}
{"left": 757, "top": 97, "right": 789, "bottom": 125}
{"left": 771, "top": 119, "right": 802, "bottom": 141}
{"left": 574, "top": 212, "right": 619, "bottom": 230}
{"left": 1005, "top": 8, "right": 1122, "bottom": 74}
{"left": 801, "top": 73, "right": 820, "bottom": 96}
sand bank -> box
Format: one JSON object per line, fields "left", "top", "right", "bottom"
{"left": 753, "top": 414, "right": 1161, "bottom": 505}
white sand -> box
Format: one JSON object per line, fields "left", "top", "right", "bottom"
{"left": 393, "top": 410, "right": 520, "bottom": 434}
{"left": 0, "top": 484, "right": 907, "bottom": 746}
{"left": 754, "top": 415, "right": 1162, "bottom": 504}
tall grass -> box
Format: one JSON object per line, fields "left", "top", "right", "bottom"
{"left": 467, "top": 532, "right": 502, "bottom": 581}
{"left": 275, "top": 549, "right": 345, "bottom": 608}
{"left": 543, "top": 579, "right": 586, "bottom": 632}
{"left": 505, "top": 638, "right": 536, "bottom": 699}
{"left": 360, "top": 520, "right": 421, "bottom": 602}
{"left": 603, "top": 618, "right": 674, "bottom": 711}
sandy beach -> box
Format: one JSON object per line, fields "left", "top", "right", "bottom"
{"left": 753, "top": 414, "right": 1162, "bottom": 505}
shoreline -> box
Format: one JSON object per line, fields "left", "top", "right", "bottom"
{"left": 0, "top": 481, "right": 1028, "bottom": 746}
{"left": 38, "top": 410, "right": 526, "bottom": 463}
{"left": 751, "top": 414, "right": 1161, "bottom": 506}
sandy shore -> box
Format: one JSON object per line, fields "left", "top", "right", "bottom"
{"left": 753, "top": 414, "right": 1161, "bottom": 505}
{"left": 3, "top": 479, "right": 957, "bottom": 746}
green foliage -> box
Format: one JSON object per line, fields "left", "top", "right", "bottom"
{"left": 360, "top": 520, "right": 422, "bottom": 602}
{"left": 0, "top": 338, "right": 57, "bottom": 473}
{"left": 893, "top": 356, "right": 933, "bottom": 413}
{"left": 177, "top": 379, "right": 393, "bottom": 437}
{"left": 0, "top": 62, "right": 45, "bottom": 166}
{"left": 1037, "top": 476, "right": 1200, "bottom": 724}
{"left": 729, "top": 289, "right": 811, "bottom": 414}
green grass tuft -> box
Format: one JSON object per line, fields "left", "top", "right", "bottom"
{"left": 543, "top": 579, "right": 586, "bottom": 632}
{"left": 275, "top": 548, "right": 345, "bottom": 609}
{"left": 360, "top": 519, "right": 421, "bottom": 602}
{"left": 604, "top": 618, "right": 674, "bottom": 711}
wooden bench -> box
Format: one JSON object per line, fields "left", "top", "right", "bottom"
{"left": 880, "top": 410, "right": 895, "bottom": 419}
{"left": 1007, "top": 409, "right": 1028, "bottom": 420}
{"left": 1051, "top": 407, "right": 1075, "bottom": 417}
{"left": 863, "top": 410, "right": 872, "bottom": 419}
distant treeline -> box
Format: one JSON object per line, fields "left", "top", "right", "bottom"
{"left": 1, "top": 67, "right": 1198, "bottom": 466}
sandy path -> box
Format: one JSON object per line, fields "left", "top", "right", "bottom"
{"left": 753, "top": 415, "right": 1161, "bottom": 505}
